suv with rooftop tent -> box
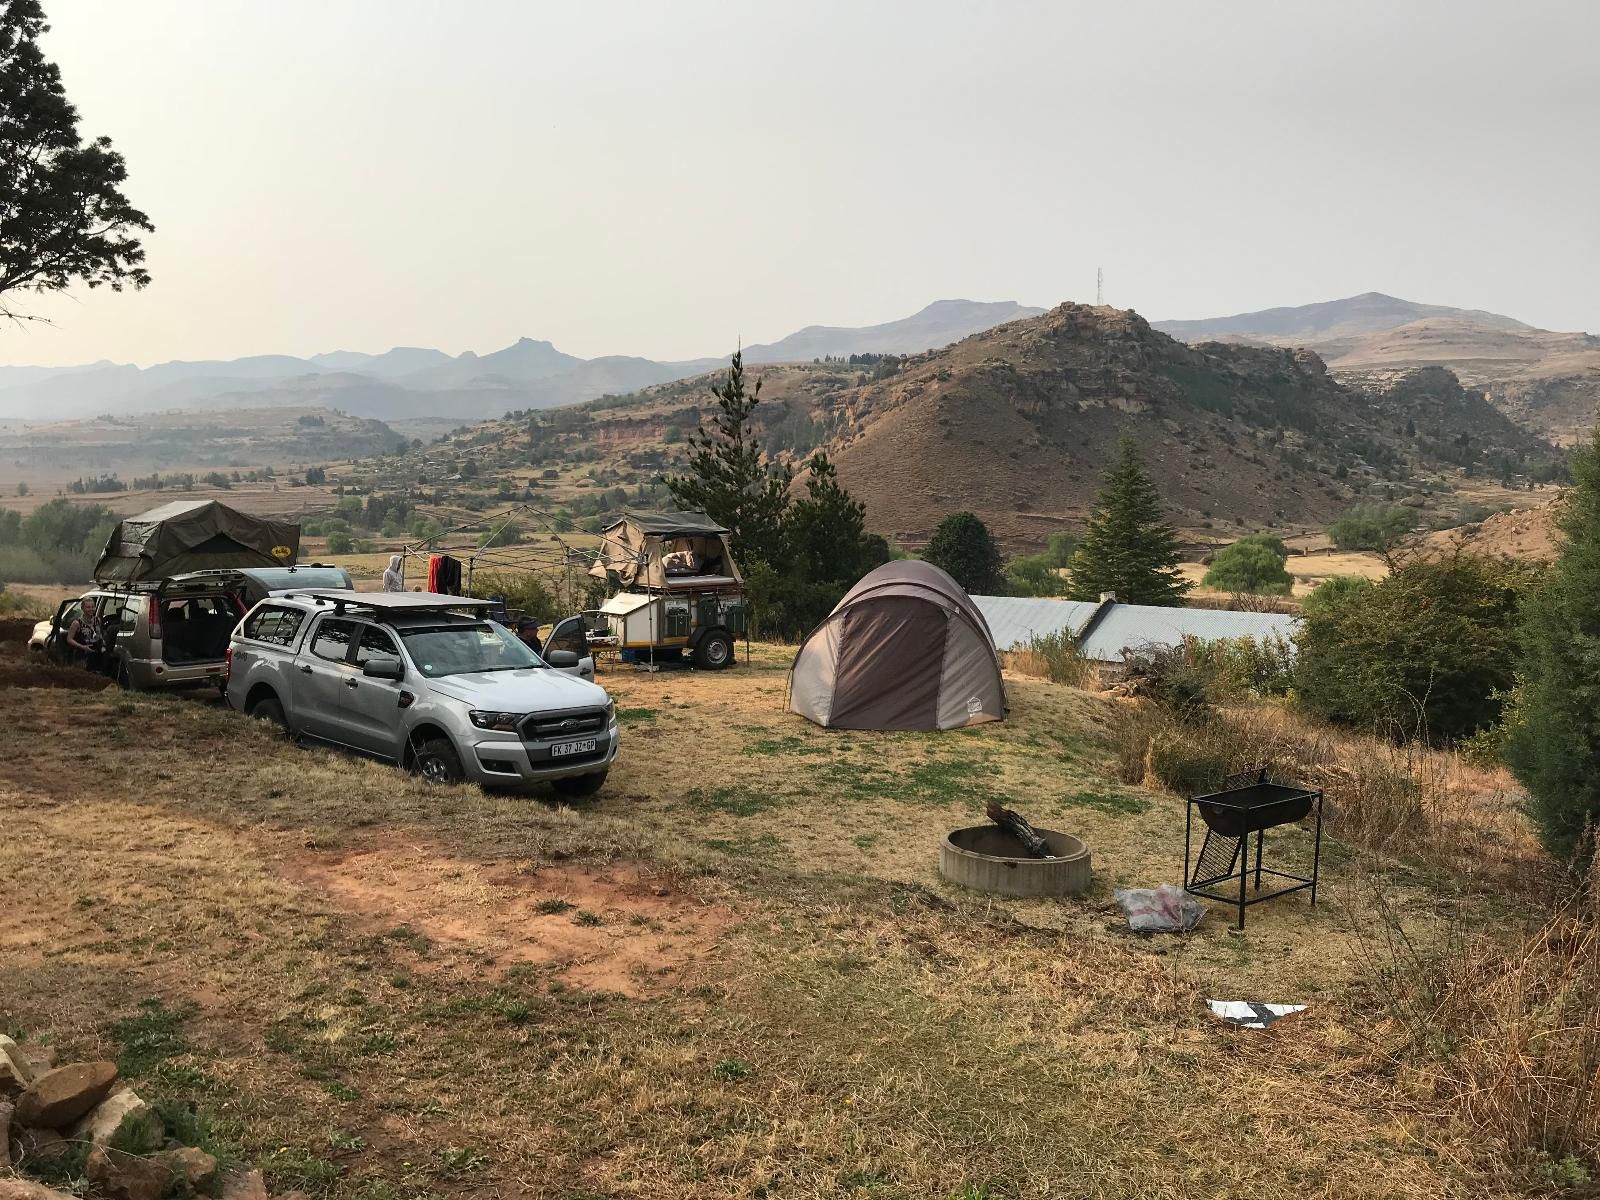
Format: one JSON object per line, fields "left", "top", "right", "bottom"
{"left": 224, "top": 589, "right": 618, "bottom": 795}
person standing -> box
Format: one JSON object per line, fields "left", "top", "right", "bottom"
{"left": 382, "top": 554, "right": 404, "bottom": 592}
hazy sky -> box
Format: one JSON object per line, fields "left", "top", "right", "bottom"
{"left": 8, "top": 0, "right": 1597, "bottom": 367}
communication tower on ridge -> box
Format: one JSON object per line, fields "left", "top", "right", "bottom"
{"left": 1096, "top": 267, "right": 1104, "bottom": 306}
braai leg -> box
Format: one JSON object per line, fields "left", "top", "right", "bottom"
{"left": 1237, "top": 832, "right": 1248, "bottom": 930}
{"left": 1254, "top": 829, "right": 1264, "bottom": 892}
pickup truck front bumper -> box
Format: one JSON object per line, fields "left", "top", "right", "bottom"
{"left": 466, "top": 716, "right": 620, "bottom": 788}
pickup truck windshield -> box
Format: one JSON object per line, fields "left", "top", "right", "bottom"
{"left": 398, "top": 622, "right": 542, "bottom": 677}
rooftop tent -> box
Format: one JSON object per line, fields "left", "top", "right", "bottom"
{"left": 93, "top": 500, "right": 300, "bottom": 584}
{"left": 588, "top": 509, "right": 743, "bottom": 590}
{"left": 789, "top": 560, "right": 1007, "bottom": 731}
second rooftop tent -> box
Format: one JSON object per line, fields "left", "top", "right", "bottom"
{"left": 588, "top": 510, "right": 743, "bottom": 591}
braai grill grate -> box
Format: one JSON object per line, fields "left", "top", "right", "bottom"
{"left": 1184, "top": 767, "right": 1323, "bottom": 930}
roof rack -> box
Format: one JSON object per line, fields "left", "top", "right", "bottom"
{"left": 283, "top": 589, "right": 493, "bottom": 614}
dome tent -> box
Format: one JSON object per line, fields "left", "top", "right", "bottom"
{"left": 788, "top": 560, "right": 1007, "bottom": 731}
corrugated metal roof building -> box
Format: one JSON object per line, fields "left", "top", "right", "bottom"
{"left": 972, "top": 595, "right": 1299, "bottom": 664}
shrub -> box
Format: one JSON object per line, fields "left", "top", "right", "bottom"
{"left": 1295, "top": 554, "right": 1537, "bottom": 742}
{"left": 471, "top": 569, "right": 557, "bottom": 625}
{"left": 1327, "top": 501, "right": 1413, "bottom": 553}
{"left": 325, "top": 532, "right": 353, "bottom": 555}
{"left": 1004, "top": 552, "right": 1067, "bottom": 597}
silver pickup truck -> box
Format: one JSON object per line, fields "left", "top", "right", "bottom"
{"left": 225, "top": 590, "right": 618, "bottom": 796}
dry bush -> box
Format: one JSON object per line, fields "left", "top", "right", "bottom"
{"left": 1357, "top": 862, "right": 1600, "bottom": 1168}
{"left": 1006, "top": 629, "right": 1092, "bottom": 687}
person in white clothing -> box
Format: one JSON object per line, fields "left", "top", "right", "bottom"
{"left": 381, "top": 554, "right": 404, "bottom": 592}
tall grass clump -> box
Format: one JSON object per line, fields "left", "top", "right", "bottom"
{"left": 1358, "top": 861, "right": 1600, "bottom": 1166}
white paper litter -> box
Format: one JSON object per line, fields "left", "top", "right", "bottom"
{"left": 1206, "top": 999, "right": 1308, "bottom": 1028}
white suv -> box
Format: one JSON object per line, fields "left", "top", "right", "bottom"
{"left": 225, "top": 590, "right": 618, "bottom": 796}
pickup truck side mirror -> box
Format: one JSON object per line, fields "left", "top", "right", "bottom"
{"left": 546, "top": 650, "right": 579, "bottom": 668}
{"left": 363, "top": 659, "right": 404, "bottom": 680}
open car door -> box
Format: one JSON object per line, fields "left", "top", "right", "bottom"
{"left": 544, "top": 615, "right": 595, "bottom": 680}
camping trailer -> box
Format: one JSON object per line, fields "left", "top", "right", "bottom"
{"left": 589, "top": 510, "right": 748, "bottom": 669}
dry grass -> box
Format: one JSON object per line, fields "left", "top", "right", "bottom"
{"left": 0, "top": 639, "right": 1568, "bottom": 1198}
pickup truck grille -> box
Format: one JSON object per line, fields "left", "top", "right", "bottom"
{"left": 521, "top": 708, "right": 607, "bottom": 741}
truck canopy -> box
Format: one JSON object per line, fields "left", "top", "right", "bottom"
{"left": 93, "top": 500, "right": 301, "bottom": 584}
{"left": 588, "top": 509, "right": 743, "bottom": 590}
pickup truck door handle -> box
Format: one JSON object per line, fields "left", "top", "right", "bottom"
{"left": 298, "top": 664, "right": 313, "bottom": 674}
{"left": 344, "top": 678, "right": 359, "bottom": 689}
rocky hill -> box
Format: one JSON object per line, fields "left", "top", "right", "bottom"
{"left": 1157, "top": 294, "right": 1600, "bottom": 445}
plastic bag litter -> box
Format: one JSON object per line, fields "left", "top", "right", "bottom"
{"left": 1114, "top": 884, "right": 1205, "bottom": 932}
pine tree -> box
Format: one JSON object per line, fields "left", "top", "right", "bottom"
{"left": 924, "top": 511, "right": 1003, "bottom": 594}
{"left": 1067, "top": 437, "right": 1190, "bottom": 605}
{"left": 665, "top": 351, "right": 792, "bottom": 569}
{"left": 1506, "top": 429, "right": 1600, "bottom": 862}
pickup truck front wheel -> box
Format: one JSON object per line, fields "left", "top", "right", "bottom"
{"left": 552, "top": 769, "right": 607, "bottom": 798}
{"left": 413, "top": 737, "right": 464, "bottom": 786}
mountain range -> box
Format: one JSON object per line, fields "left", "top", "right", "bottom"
{"left": 0, "top": 300, "right": 1042, "bottom": 424}
{"left": 422, "top": 301, "right": 1560, "bottom": 546}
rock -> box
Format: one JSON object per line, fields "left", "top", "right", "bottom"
{"left": 86, "top": 1144, "right": 168, "bottom": 1200}
{"left": 10, "top": 1124, "right": 69, "bottom": 1166}
{"left": 0, "top": 1036, "right": 30, "bottom": 1098}
{"left": 13, "top": 1060, "right": 118, "bottom": 1128}
{"left": 221, "top": 1169, "right": 270, "bottom": 1200}
{"left": 68, "top": 1087, "right": 159, "bottom": 1150}
{"left": 153, "top": 1145, "right": 219, "bottom": 1194}
{"left": 0, "top": 1098, "right": 10, "bottom": 1167}
{"left": 0, "top": 1180, "right": 79, "bottom": 1200}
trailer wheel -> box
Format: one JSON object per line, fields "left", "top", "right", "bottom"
{"left": 695, "top": 630, "right": 734, "bottom": 670}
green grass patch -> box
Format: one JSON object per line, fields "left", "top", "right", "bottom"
{"left": 1062, "top": 788, "right": 1150, "bottom": 816}
{"left": 107, "top": 997, "right": 194, "bottom": 1076}
{"left": 616, "top": 707, "right": 658, "bottom": 721}
{"left": 747, "top": 735, "right": 831, "bottom": 756}
{"left": 704, "top": 832, "right": 784, "bottom": 858}
{"left": 687, "top": 786, "right": 785, "bottom": 817}
{"left": 535, "top": 897, "right": 574, "bottom": 915}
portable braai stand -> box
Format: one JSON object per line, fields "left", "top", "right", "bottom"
{"left": 1184, "top": 768, "right": 1324, "bottom": 930}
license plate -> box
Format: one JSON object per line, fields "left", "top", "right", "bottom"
{"left": 552, "top": 738, "right": 597, "bottom": 758}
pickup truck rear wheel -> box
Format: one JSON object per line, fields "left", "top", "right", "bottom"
{"left": 413, "top": 736, "right": 464, "bottom": 786}
{"left": 552, "top": 769, "right": 607, "bottom": 798}
{"left": 694, "top": 630, "right": 734, "bottom": 670}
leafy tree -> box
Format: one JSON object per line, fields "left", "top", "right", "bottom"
{"left": 325, "top": 531, "right": 353, "bottom": 555}
{"left": 1294, "top": 554, "right": 1537, "bottom": 742}
{"left": 1202, "top": 533, "right": 1294, "bottom": 595}
{"left": 14, "top": 481, "right": 27, "bottom": 496}
{"left": 1327, "top": 502, "right": 1413, "bottom": 554}
{"left": 1067, "top": 437, "right": 1190, "bottom": 605}
{"left": 0, "top": 0, "right": 152, "bottom": 322}
{"left": 1507, "top": 430, "right": 1600, "bottom": 860}
{"left": 304, "top": 466, "right": 327, "bottom": 486}
{"left": 665, "top": 351, "right": 792, "bottom": 570}
{"left": 924, "top": 512, "right": 1003, "bottom": 594}
{"left": 479, "top": 519, "right": 521, "bottom": 548}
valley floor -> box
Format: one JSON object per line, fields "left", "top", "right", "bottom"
{"left": 0, "top": 638, "right": 1551, "bottom": 1198}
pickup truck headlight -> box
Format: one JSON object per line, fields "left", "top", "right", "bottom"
{"left": 606, "top": 699, "right": 616, "bottom": 721}
{"left": 469, "top": 710, "right": 526, "bottom": 732}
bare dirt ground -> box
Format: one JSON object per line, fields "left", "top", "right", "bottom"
{"left": 0, "top": 629, "right": 1553, "bottom": 1198}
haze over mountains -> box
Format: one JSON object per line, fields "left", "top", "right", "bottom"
{"left": 0, "top": 300, "right": 1041, "bottom": 424}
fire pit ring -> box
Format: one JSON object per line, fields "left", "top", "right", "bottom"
{"left": 939, "top": 826, "right": 1091, "bottom": 898}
